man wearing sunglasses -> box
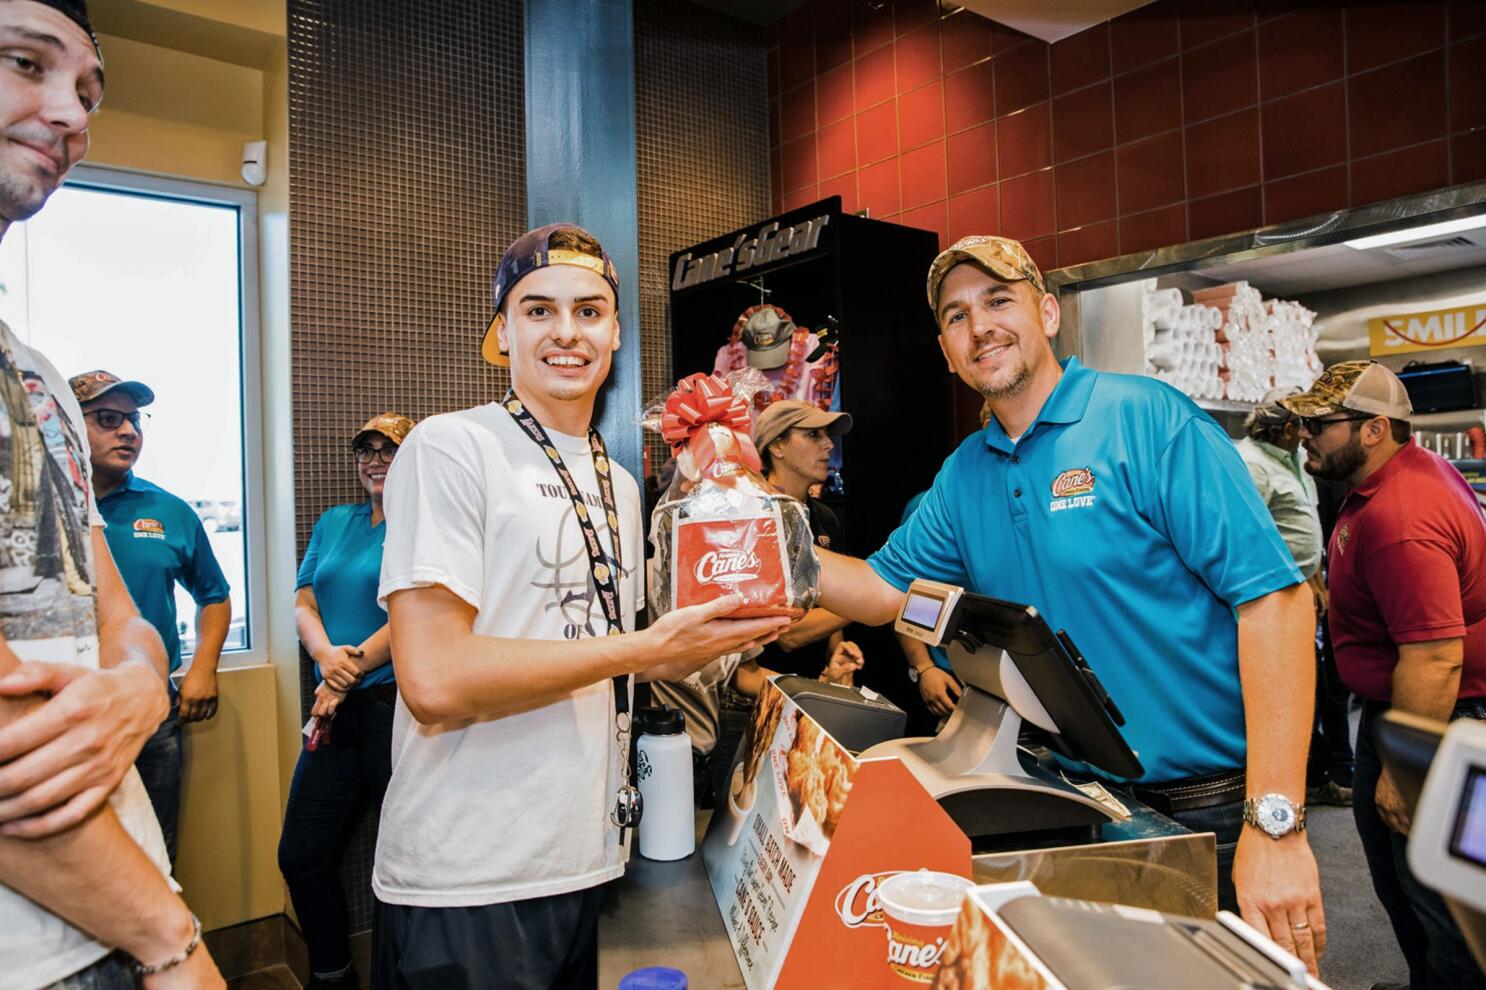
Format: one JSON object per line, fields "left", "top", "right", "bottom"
{"left": 1284, "top": 361, "right": 1486, "bottom": 989}
{"left": 70, "top": 369, "right": 231, "bottom": 866}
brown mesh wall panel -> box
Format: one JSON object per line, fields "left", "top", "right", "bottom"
{"left": 635, "top": 0, "right": 771, "bottom": 473}
{"left": 287, "top": 0, "right": 525, "bottom": 938}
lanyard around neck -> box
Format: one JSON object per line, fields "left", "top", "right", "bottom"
{"left": 500, "top": 391, "right": 627, "bottom": 710}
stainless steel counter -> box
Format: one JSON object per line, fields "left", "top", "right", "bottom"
{"left": 596, "top": 801, "right": 1214, "bottom": 987}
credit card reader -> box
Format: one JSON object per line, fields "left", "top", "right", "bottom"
{"left": 862, "top": 579, "right": 1142, "bottom": 840}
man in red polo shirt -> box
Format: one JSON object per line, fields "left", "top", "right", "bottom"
{"left": 1285, "top": 361, "right": 1486, "bottom": 990}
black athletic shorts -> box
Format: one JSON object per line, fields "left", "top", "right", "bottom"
{"left": 372, "top": 884, "right": 605, "bottom": 990}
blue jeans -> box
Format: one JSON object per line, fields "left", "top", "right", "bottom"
{"left": 1167, "top": 797, "right": 1243, "bottom": 914}
{"left": 1356, "top": 699, "right": 1486, "bottom": 990}
{"left": 134, "top": 694, "right": 182, "bottom": 865}
{"left": 278, "top": 686, "right": 394, "bottom": 977}
{"left": 41, "top": 953, "right": 133, "bottom": 989}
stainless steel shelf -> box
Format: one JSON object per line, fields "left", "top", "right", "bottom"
{"left": 1195, "top": 398, "right": 1256, "bottom": 414}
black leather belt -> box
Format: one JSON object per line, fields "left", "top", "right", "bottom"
{"left": 1133, "top": 768, "right": 1246, "bottom": 815}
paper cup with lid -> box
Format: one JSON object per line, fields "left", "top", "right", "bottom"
{"left": 876, "top": 869, "right": 974, "bottom": 984}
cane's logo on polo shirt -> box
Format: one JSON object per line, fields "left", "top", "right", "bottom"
{"left": 1336, "top": 522, "right": 1351, "bottom": 556}
{"left": 1049, "top": 467, "right": 1097, "bottom": 513}
{"left": 133, "top": 518, "right": 166, "bottom": 540}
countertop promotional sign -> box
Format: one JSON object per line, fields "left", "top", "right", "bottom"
{"left": 701, "top": 679, "right": 971, "bottom": 989}
{"left": 1368, "top": 301, "right": 1486, "bottom": 356}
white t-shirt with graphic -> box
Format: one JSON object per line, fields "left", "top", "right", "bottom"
{"left": 375, "top": 402, "right": 644, "bottom": 907}
{"left": 0, "top": 321, "right": 171, "bottom": 990}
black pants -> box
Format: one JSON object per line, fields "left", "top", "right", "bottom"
{"left": 1307, "top": 620, "right": 1354, "bottom": 789}
{"left": 372, "top": 886, "right": 605, "bottom": 990}
{"left": 1355, "top": 700, "right": 1486, "bottom": 990}
{"left": 277, "top": 686, "right": 395, "bottom": 977}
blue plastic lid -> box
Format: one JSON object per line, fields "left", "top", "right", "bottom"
{"left": 618, "top": 967, "right": 688, "bottom": 990}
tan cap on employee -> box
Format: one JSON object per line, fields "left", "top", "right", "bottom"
{"left": 352, "top": 412, "right": 415, "bottom": 447}
{"left": 751, "top": 400, "right": 852, "bottom": 454}
{"left": 1280, "top": 361, "right": 1413, "bottom": 421}
{"left": 926, "top": 234, "right": 1046, "bottom": 313}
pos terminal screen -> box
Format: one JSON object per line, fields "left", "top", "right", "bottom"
{"left": 902, "top": 591, "right": 944, "bottom": 629}
{"left": 1448, "top": 765, "right": 1486, "bottom": 868}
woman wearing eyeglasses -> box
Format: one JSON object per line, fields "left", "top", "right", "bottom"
{"left": 278, "top": 411, "right": 413, "bottom": 990}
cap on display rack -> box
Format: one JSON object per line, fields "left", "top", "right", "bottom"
{"left": 751, "top": 399, "right": 853, "bottom": 455}
{"left": 481, "top": 223, "right": 620, "bottom": 367}
{"left": 740, "top": 306, "right": 797, "bottom": 370}
{"left": 352, "top": 412, "right": 414, "bottom": 448}
{"left": 925, "top": 234, "right": 1046, "bottom": 314}
{"left": 1280, "top": 360, "right": 1414, "bottom": 422}
{"left": 69, "top": 369, "right": 155, "bottom": 407}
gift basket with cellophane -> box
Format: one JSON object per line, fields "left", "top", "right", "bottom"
{"left": 645, "top": 371, "right": 820, "bottom": 620}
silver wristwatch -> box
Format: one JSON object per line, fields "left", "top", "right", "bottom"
{"left": 1242, "top": 793, "right": 1307, "bottom": 838}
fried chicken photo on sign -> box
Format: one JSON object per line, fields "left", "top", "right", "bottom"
{"left": 744, "top": 683, "right": 786, "bottom": 786}
{"left": 932, "top": 903, "right": 1047, "bottom": 990}
{"left": 784, "top": 716, "right": 856, "bottom": 838}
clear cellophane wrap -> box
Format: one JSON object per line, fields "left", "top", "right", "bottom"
{"left": 645, "top": 372, "right": 820, "bottom": 620}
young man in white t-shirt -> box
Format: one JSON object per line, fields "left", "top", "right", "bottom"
{"left": 375, "top": 224, "right": 790, "bottom": 989}
{"left": 0, "top": 3, "right": 223, "bottom": 987}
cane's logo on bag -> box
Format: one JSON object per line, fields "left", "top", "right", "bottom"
{"left": 1050, "top": 467, "right": 1095, "bottom": 498}
{"left": 694, "top": 548, "right": 762, "bottom": 584}
{"left": 834, "top": 871, "right": 907, "bottom": 929}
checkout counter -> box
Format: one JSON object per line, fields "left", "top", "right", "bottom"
{"left": 601, "top": 580, "right": 1229, "bottom": 987}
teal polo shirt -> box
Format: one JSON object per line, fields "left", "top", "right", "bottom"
{"left": 296, "top": 502, "right": 394, "bottom": 688}
{"left": 98, "top": 473, "right": 231, "bottom": 674}
{"left": 869, "top": 358, "right": 1301, "bottom": 783}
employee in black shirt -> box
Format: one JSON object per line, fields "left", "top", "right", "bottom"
{"left": 751, "top": 400, "right": 864, "bottom": 682}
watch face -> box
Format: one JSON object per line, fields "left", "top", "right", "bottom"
{"left": 1258, "top": 794, "right": 1296, "bottom": 836}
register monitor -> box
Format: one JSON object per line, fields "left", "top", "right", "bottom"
{"left": 861, "top": 579, "right": 1142, "bottom": 840}
{"left": 1377, "top": 711, "right": 1486, "bottom": 972}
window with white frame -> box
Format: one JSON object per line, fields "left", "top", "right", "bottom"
{"left": 0, "top": 167, "right": 265, "bottom": 664}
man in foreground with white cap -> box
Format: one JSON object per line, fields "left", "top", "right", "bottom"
{"left": 1285, "top": 361, "right": 1486, "bottom": 989}
{"left": 812, "top": 233, "right": 1326, "bottom": 975}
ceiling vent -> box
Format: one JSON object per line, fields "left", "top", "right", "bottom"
{"left": 1383, "top": 235, "right": 1481, "bottom": 258}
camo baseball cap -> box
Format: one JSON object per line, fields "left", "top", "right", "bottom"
{"left": 352, "top": 412, "right": 415, "bottom": 448}
{"left": 1280, "top": 361, "right": 1413, "bottom": 421}
{"left": 926, "top": 234, "right": 1046, "bottom": 314}
{"left": 69, "top": 370, "right": 155, "bottom": 407}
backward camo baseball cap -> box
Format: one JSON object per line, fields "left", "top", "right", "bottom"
{"left": 1280, "top": 361, "right": 1413, "bottom": 421}
{"left": 926, "top": 234, "right": 1046, "bottom": 314}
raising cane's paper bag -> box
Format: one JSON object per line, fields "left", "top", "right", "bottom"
{"left": 646, "top": 372, "right": 819, "bottom": 619}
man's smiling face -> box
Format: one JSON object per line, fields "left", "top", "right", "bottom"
{"left": 0, "top": 1, "right": 102, "bottom": 224}
{"left": 935, "top": 263, "right": 1057, "bottom": 401}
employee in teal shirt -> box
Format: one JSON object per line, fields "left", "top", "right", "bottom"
{"left": 71, "top": 369, "right": 232, "bottom": 864}
{"left": 279, "top": 411, "right": 411, "bottom": 990}
{"left": 810, "top": 236, "right": 1327, "bottom": 977}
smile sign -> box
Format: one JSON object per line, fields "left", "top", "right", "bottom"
{"left": 1369, "top": 302, "right": 1486, "bottom": 356}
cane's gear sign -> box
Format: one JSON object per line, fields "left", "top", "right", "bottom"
{"left": 1050, "top": 468, "right": 1096, "bottom": 498}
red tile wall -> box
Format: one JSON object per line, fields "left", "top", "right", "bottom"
{"left": 768, "top": 0, "right": 1486, "bottom": 272}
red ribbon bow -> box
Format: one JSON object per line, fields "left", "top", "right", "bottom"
{"left": 660, "top": 373, "right": 762, "bottom": 475}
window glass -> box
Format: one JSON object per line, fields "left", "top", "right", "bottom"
{"left": 0, "top": 184, "right": 250, "bottom": 654}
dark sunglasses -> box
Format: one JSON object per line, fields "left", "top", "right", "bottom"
{"left": 84, "top": 409, "right": 148, "bottom": 431}
{"left": 1298, "top": 413, "right": 1373, "bottom": 435}
{"left": 353, "top": 444, "right": 398, "bottom": 464}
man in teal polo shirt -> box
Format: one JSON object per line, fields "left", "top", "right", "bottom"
{"left": 814, "top": 235, "right": 1326, "bottom": 976}
{"left": 71, "top": 369, "right": 231, "bottom": 863}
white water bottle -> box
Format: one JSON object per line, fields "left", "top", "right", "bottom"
{"left": 636, "top": 706, "right": 695, "bottom": 861}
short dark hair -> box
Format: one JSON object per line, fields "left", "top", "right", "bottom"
{"left": 1389, "top": 418, "right": 1411, "bottom": 443}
